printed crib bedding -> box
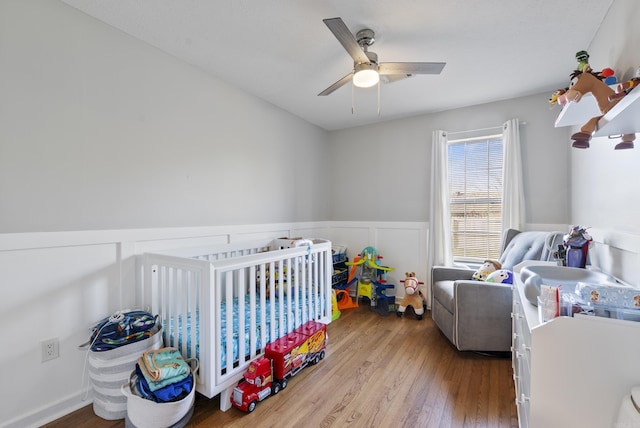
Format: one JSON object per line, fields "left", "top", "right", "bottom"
{"left": 163, "top": 293, "right": 323, "bottom": 370}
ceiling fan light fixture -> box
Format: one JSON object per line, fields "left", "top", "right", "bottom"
{"left": 353, "top": 63, "right": 379, "bottom": 88}
{"left": 318, "top": 18, "right": 445, "bottom": 96}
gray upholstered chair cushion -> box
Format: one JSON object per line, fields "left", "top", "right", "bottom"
{"left": 499, "top": 230, "right": 555, "bottom": 270}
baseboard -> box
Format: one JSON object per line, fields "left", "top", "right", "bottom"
{"left": 3, "top": 389, "right": 93, "bottom": 428}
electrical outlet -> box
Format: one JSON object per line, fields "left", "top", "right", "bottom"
{"left": 41, "top": 338, "right": 59, "bottom": 362}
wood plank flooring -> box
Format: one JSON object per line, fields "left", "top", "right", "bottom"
{"left": 44, "top": 306, "right": 518, "bottom": 428}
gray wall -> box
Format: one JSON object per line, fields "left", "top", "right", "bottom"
{"left": 0, "top": 0, "right": 330, "bottom": 233}
{"left": 3, "top": 0, "right": 638, "bottom": 237}
{"left": 329, "top": 94, "right": 572, "bottom": 227}
{"left": 571, "top": 0, "right": 640, "bottom": 233}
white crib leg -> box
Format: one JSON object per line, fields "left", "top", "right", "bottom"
{"left": 219, "top": 386, "right": 235, "bottom": 411}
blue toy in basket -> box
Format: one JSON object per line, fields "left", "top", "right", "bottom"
{"left": 486, "top": 269, "right": 513, "bottom": 284}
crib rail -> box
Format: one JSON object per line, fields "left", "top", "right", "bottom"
{"left": 156, "top": 239, "right": 273, "bottom": 261}
{"left": 138, "top": 239, "right": 332, "bottom": 400}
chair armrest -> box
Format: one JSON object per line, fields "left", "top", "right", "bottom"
{"left": 430, "top": 267, "right": 477, "bottom": 310}
{"left": 431, "top": 266, "right": 475, "bottom": 282}
{"left": 454, "top": 280, "right": 512, "bottom": 298}
{"left": 453, "top": 281, "right": 514, "bottom": 352}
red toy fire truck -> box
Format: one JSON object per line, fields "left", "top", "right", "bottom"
{"left": 230, "top": 320, "right": 327, "bottom": 412}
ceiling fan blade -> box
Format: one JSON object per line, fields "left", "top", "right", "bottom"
{"left": 379, "top": 62, "right": 446, "bottom": 75}
{"left": 381, "top": 74, "right": 412, "bottom": 84}
{"left": 323, "top": 18, "right": 369, "bottom": 64}
{"left": 318, "top": 72, "right": 354, "bottom": 96}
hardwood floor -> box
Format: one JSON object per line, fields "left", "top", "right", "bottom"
{"left": 44, "top": 305, "right": 518, "bottom": 428}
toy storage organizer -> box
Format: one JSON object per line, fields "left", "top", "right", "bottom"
{"left": 138, "top": 238, "right": 332, "bottom": 410}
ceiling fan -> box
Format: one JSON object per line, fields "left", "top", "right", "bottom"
{"left": 318, "top": 17, "right": 446, "bottom": 96}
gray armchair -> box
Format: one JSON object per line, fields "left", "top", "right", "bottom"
{"left": 430, "top": 229, "right": 563, "bottom": 352}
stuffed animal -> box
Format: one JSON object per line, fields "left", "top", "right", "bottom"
{"left": 549, "top": 87, "right": 568, "bottom": 107}
{"left": 576, "top": 50, "right": 590, "bottom": 72}
{"left": 396, "top": 272, "right": 426, "bottom": 320}
{"left": 472, "top": 260, "right": 502, "bottom": 281}
{"left": 600, "top": 67, "right": 617, "bottom": 85}
{"left": 485, "top": 269, "right": 513, "bottom": 284}
{"left": 558, "top": 65, "right": 636, "bottom": 149}
{"left": 610, "top": 69, "right": 640, "bottom": 102}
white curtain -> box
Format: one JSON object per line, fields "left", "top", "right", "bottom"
{"left": 501, "top": 118, "right": 525, "bottom": 231}
{"left": 428, "top": 130, "right": 453, "bottom": 274}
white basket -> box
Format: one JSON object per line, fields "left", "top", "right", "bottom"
{"left": 122, "top": 359, "right": 198, "bottom": 428}
{"left": 89, "top": 328, "right": 163, "bottom": 420}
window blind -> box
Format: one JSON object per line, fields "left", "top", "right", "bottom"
{"left": 448, "top": 135, "right": 504, "bottom": 261}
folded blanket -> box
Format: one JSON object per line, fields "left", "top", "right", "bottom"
{"left": 134, "top": 364, "right": 193, "bottom": 402}
{"left": 137, "top": 347, "right": 191, "bottom": 391}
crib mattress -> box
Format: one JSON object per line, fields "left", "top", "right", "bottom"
{"left": 164, "top": 294, "right": 324, "bottom": 369}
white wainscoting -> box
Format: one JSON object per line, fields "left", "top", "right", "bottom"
{"left": 329, "top": 221, "right": 430, "bottom": 302}
{"left": 0, "top": 222, "right": 332, "bottom": 428}
{"left": 1, "top": 221, "right": 429, "bottom": 428}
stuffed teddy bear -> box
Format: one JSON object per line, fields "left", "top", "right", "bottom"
{"left": 396, "top": 272, "right": 426, "bottom": 320}
{"left": 472, "top": 260, "right": 502, "bottom": 281}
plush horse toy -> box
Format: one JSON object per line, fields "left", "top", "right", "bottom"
{"left": 558, "top": 66, "right": 635, "bottom": 149}
{"left": 396, "top": 272, "right": 426, "bottom": 320}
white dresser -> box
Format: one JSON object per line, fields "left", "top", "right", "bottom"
{"left": 512, "top": 263, "right": 640, "bottom": 428}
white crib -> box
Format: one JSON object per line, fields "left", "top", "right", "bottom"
{"left": 137, "top": 238, "right": 332, "bottom": 410}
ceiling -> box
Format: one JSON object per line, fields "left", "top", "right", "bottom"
{"left": 60, "top": 0, "right": 614, "bottom": 131}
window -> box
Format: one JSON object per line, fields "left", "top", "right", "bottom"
{"left": 447, "top": 134, "right": 503, "bottom": 261}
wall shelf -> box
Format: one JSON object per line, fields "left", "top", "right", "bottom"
{"left": 554, "top": 86, "right": 640, "bottom": 137}
{"left": 594, "top": 87, "right": 640, "bottom": 136}
{"left": 554, "top": 93, "right": 601, "bottom": 128}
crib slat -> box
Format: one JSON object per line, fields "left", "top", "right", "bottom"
{"left": 296, "top": 259, "right": 302, "bottom": 324}
{"left": 301, "top": 255, "right": 308, "bottom": 324}
{"left": 268, "top": 261, "right": 276, "bottom": 343}
{"left": 214, "top": 269, "right": 223, "bottom": 386}
{"left": 248, "top": 265, "right": 257, "bottom": 360}
{"left": 180, "top": 269, "right": 189, "bottom": 358}
{"left": 189, "top": 269, "right": 198, "bottom": 361}
{"left": 259, "top": 263, "right": 267, "bottom": 357}
{"left": 313, "top": 252, "right": 319, "bottom": 320}
{"left": 200, "top": 263, "right": 213, "bottom": 395}
{"left": 237, "top": 267, "right": 246, "bottom": 367}
{"left": 164, "top": 266, "right": 172, "bottom": 347}
{"left": 171, "top": 267, "right": 179, "bottom": 349}
{"left": 277, "top": 259, "right": 284, "bottom": 338}
{"left": 285, "top": 257, "right": 292, "bottom": 333}
{"left": 224, "top": 270, "right": 233, "bottom": 376}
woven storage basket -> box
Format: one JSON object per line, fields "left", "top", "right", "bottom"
{"left": 125, "top": 404, "right": 194, "bottom": 428}
{"left": 122, "top": 359, "right": 198, "bottom": 428}
{"left": 89, "top": 329, "right": 163, "bottom": 420}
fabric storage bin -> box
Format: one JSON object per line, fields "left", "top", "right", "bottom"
{"left": 332, "top": 246, "right": 346, "bottom": 264}
{"left": 89, "top": 328, "right": 163, "bottom": 420}
{"left": 125, "top": 405, "right": 194, "bottom": 428}
{"left": 122, "top": 359, "right": 198, "bottom": 428}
